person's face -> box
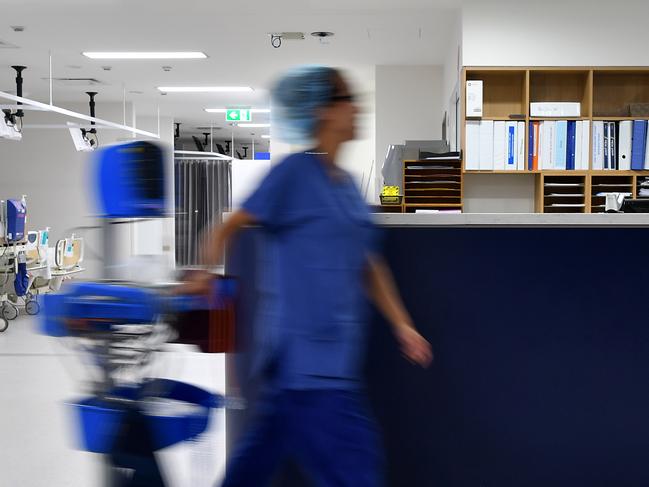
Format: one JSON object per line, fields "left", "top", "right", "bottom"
{"left": 319, "top": 74, "right": 358, "bottom": 142}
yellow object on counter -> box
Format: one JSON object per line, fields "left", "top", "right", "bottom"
{"left": 381, "top": 186, "right": 401, "bottom": 197}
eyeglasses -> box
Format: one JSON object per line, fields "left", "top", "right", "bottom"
{"left": 330, "top": 94, "right": 355, "bottom": 104}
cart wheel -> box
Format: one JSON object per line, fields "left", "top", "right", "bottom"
{"left": 25, "top": 300, "right": 40, "bottom": 316}
{"left": 0, "top": 318, "right": 8, "bottom": 332}
{"left": 2, "top": 303, "right": 18, "bottom": 321}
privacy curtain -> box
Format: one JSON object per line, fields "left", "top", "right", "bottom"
{"left": 175, "top": 157, "right": 232, "bottom": 267}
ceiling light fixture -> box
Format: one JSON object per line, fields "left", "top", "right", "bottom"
{"left": 83, "top": 52, "right": 207, "bottom": 60}
{"left": 262, "top": 135, "right": 271, "bottom": 139}
{"left": 238, "top": 123, "right": 270, "bottom": 128}
{"left": 158, "top": 86, "right": 253, "bottom": 93}
{"left": 205, "top": 108, "right": 270, "bottom": 113}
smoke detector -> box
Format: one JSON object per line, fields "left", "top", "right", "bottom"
{"left": 311, "top": 31, "right": 334, "bottom": 38}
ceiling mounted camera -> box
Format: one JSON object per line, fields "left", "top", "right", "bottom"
{"left": 269, "top": 32, "right": 305, "bottom": 49}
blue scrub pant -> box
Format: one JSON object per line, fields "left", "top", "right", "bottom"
{"left": 221, "top": 389, "right": 384, "bottom": 487}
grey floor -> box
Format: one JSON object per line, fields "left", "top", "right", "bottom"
{"left": 0, "top": 315, "right": 100, "bottom": 487}
{"left": 0, "top": 314, "right": 226, "bottom": 487}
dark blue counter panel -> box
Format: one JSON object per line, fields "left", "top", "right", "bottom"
{"left": 227, "top": 226, "right": 649, "bottom": 487}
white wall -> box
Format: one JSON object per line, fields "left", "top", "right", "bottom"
{"left": 442, "top": 11, "right": 463, "bottom": 115}
{"left": 375, "top": 65, "right": 444, "bottom": 198}
{"left": 339, "top": 110, "right": 376, "bottom": 199}
{"left": 462, "top": 0, "right": 649, "bottom": 66}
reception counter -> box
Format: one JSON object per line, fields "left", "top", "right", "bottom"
{"left": 226, "top": 214, "right": 649, "bottom": 487}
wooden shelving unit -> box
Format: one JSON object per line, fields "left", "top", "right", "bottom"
{"left": 536, "top": 174, "right": 587, "bottom": 214}
{"left": 636, "top": 175, "right": 649, "bottom": 199}
{"left": 590, "top": 175, "right": 634, "bottom": 213}
{"left": 462, "top": 66, "right": 649, "bottom": 213}
{"left": 402, "top": 158, "right": 462, "bottom": 214}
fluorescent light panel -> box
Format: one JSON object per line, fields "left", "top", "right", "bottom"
{"left": 261, "top": 135, "right": 271, "bottom": 139}
{"left": 205, "top": 108, "right": 270, "bottom": 113}
{"left": 83, "top": 52, "right": 207, "bottom": 59}
{"left": 238, "top": 123, "right": 270, "bottom": 128}
{"left": 158, "top": 86, "right": 253, "bottom": 93}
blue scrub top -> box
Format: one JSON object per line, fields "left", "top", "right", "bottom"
{"left": 242, "top": 152, "right": 378, "bottom": 390}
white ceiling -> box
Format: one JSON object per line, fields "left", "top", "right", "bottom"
{"left": 0, "top": 0, "right": 460, "bottom": 141}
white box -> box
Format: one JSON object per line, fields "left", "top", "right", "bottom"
{"left": 530, "top": 102, "right": 581, "bottom": 118}
{"left": 466, "top": 80, "right": 483, "bottom": 118}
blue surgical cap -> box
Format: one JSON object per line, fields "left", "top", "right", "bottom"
{"left": 271, "top": 65, "right": 337, "bottom": 144}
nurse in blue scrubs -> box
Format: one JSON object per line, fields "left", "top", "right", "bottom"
{"left": 190, "top": 66, "right": 432, "bottom": 486}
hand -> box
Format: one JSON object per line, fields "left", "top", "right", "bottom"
{"left": 394, "top": 325, "right": 433, "bottom": 368}
{"left": 175, "top": 270, "right": 214, "bottom": 296}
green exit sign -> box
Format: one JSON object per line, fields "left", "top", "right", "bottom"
{"left": 226, "top": 109, "right": 252, "bottom": 122}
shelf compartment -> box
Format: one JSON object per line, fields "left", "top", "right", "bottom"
{"left": 637, "top": 175, "right": 649, "bottom": 198}
{"left": 529, "top": 70, "right": 591, "bottom": 117}
{"left": 537, "top": 174, "right": 587, "bottom": 213}
{"left": 404, "top": 160, "right": 462, "bottom": 169}
{"left": 404, "top": 196, "right": 462, "bottom": 205}
{"left": 404, "top": 205, "right": 463, "bottom": 214}
{"left": 593, "top": 71, "right": 649, "bottom": 118}
{"left": 405, "top": 172, "right": 461, "bottom": 177}
{"left": 466, "top": 69, "right": 527, "bottom": 119}
{"left": 591, "top": 175, "right": 633, "bottom": 212}
{"left": 405, "top": 184, "right": 461, "bottom": 190}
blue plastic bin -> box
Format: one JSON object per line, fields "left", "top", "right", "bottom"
{"left": 71, "top": 379, "right": 223, "bottom": 453}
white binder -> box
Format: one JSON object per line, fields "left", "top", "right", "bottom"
{"left": 618, "top": 121, "right": 632, "bottom": 171}
{"left": 581, "top": 120, "right": 591, "bottom": 170}
{"left": 592, "top": 121, "right": 604, "bottom": 170}
{"left": 517, "top": 121, "right": 525, "bottom": 170}
{"left": 479, "top": 120, "right": 494, "bottom": 170}
{"left": 465, "top": 121, "right": 481, "bottom": 170}
{"left": 493, "top": 121, "right": 506, "bottom": 170}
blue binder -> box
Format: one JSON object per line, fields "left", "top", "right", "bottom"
{"left": 604, "top": 122, "right": 610, "bottom": 169}
{"left": 507, "top": 125, "right": 516, "bottom": 167}
{"left": 610, "top": 122, "right": 618, "bottom": 170}
{"left": 566, "top": 121, "right": 576, "bottom": 170}
{"left": 631, "top": 120, "right": 648, "bottom": 170}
